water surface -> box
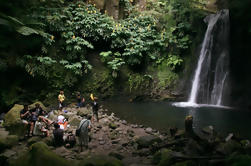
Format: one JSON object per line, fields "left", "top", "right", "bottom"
{"left": 104, "top": 99, "right": 251, "bottom": 138}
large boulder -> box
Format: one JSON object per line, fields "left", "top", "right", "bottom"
{"left": 78, "top": 155, "right": 123, "bottom": 166}
{"left": 0, "top": 135, "right": 19, "bottom": 153}
{"left": 4, "top": 104, "right": 27, "bottom": 137}
{"left": 29, "top": 101, "right": 48, "bottom": 113}
{"left": 136, "top": 135, "right": 161, "bottom": 149}
{"left": 69, "top": 116, "right": 81, "bottom": 126}
{"left": 10, "top": 142, "right": 70, "bottom": 166}
{"left": 77, "top": 107, "right": 92, "bottom": 117}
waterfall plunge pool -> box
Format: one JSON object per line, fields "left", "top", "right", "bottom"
{"left": 104, "top": 99, "right": 251, "bottom": 138}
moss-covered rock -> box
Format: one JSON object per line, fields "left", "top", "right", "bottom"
{"left": 29, "top": 101, "right": 48, "bottom": 113}
{"left": 4, "top": 104, "right": 27, "bottom": 136}
{"left": 78, "top": 155, "right": 123, "bottom": 166}
{"left": 152, "top": 149, "right": 175, "bottom": 166}
{"left": 0, "top": 135, "right": 19, "bottom": 153}
{"left": 27, "top": 136, "right": 42, "bottom": 146}
{"left": 4, "top": 104, "right": 23, "bottom": 127}
{"left": 10, "top": 141, "right": 70, "bottom": 166}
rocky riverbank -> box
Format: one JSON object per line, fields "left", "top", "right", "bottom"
{"left": 1, "top": 102, "right": 251, "bottom": 166}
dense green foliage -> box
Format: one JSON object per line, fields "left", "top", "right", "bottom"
{"left": 0, "top": 0, "right": 206, "bottom": 108}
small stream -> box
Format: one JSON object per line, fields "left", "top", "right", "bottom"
{"left": 103, "top": 98, "right": 251, "bottom": 138}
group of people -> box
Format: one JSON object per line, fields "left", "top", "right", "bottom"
{"left": 20, "top": 90, "right": 99, "bottom": 151}
{"left": 20, "top": 103, "right": 53, "bottom": 137}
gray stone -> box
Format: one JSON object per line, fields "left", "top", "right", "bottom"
{"left": 121, "top": 120, "right": 127, "bottom": 125}
{"left": 145, "top": 127, "right": 153, "bottom": 134}
{"left": 99, "top": 141, "right": 106, "bottom": 145}
{"left": 136, "top": 135, "right": 161, "bottom": 149}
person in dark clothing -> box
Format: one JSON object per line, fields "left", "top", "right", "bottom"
{"left": 91, "top": 97, "right": 99, "bottom": 123}
{"left": 76, "top": 92, "right": 86, "bottom": 108}
{"left": 53, "top": 123, "right": 64, "bottom": 146}
{"left": 76, "top": 92, "right": 82, "bottom": 108}
{"left": 20, "top": 104, "right": 34, "bottom": 136}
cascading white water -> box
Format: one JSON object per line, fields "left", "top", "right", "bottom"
{"left": 188, "top": 9, "right": 230, "bottom": 106}
{"left": 173, "top": 9, "right": 230, "bottom": 108}
{"left": 188, "top": 13, "right": 221, "bottom": 103}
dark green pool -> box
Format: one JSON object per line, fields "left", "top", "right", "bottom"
{"left": 104, "top": 99, "right": 251, "bottom": 138}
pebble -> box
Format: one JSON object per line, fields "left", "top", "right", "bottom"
{"left": 99, "top": 141, "right": 106, "bottom": 145}
{"left": 121, "top": 120, "right": 127, "bottom": 125}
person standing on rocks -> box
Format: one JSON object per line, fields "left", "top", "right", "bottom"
{"left": 58, "top": 90, "right": 65, "bottom": 109}
{"left": 91, "top": 97, "right": 99, "bottom": 123}
{"left": 77, "top": 115, "right": 92, "bottom": 152}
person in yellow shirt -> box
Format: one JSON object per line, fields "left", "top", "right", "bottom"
{"left": 58, "top": 90, "right": 65, "bottom": 109}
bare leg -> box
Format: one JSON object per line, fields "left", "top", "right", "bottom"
{"left": 29, "top": 122, "right": 34, "bottom": 136}
{"left": 39, "top": 116, "right": 53, "bottom": 125}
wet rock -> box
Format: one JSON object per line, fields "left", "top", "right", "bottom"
{"left": 145, "top": 127, "right": 153, "bottom": 134}
{"left": 136, "top": 135, "right": 161, "bottom": 149}
{"left": 9, "top": 142, "right": 70, "bottom": 166}
{"left": 78, "top": 155, "right": 123, "bottom": 166}
{"left": 108, "top": 152, "right": 124, "bottom": 160}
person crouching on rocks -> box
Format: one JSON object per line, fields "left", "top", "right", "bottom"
{"left": 53, "top": 123, "right": 64, "bottom": 147}
{"left": 91, "top": 97, "right": 99, "bottom": 123}
{"left": 77, "top": 115, "right": 92, "bottom": 152}
{"left": 20, "top": 104, "right": 34, "bottom": 136}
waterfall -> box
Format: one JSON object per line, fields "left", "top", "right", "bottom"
{"left": 188, "top": 9, "right": 230, "bottom": 106}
